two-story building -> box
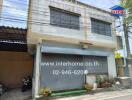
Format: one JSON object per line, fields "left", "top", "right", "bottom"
{"left": 27, "top": 0, "right": 117, "bottom": 98}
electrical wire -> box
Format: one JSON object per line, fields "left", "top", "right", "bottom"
{"left": 0, "top": 0, "right": 119, "bottom": 29}
{"left": 5, "top": 0, "right": 28, "bottom": 6}
{"left": 0, "top": 17, "right": 94, "bottom": 29}
{"left": 0, "top": 0, "right": 122, "bottom": 25}
{"left": 1, "top": 0, "right": 114, "bottom": 16}
{"left": 1, "top": 0, "right": 132, "bottom": 41}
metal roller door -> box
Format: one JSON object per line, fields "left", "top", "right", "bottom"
{"left": 84, "top": 56, "right": 108, "bottom": 74}
{"left": 40, "top": 54, "right": 108, "bottom": 91}
{"left": 40, "top": 53, "right": 84, "bottom": 91}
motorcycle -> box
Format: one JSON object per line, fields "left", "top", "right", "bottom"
{"left": 0, "top": 83, "right": 7, "bottom": 96}
{"left": 21, "top": 76, "right": 32, "bottom": 92}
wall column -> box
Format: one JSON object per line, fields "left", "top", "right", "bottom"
{"left": 107, "top": 52, "right": 117, "bottom": 78}
{"left": 33, "top": 44, "right": 41, "bottom": 99}
{"left": 128, "top": 64, "right": 132, "bottom": 80}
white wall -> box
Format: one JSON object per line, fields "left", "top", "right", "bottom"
{"left": 129, "top": 37, "right": 132, "bottom": 55}
{"left": 107, "top": 52, "right": 117, "bottom": 78}
{"left": 33, "top": 44, "right": 41, "bottom": 99}
{"left": 86, "top": 75, "right": 96, "bottom": 85}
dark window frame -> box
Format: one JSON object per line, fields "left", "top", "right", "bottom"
{"left": 117, "top": 36, "right": 123, "bottom": 49}
{"left": 91, "top": 18, "right": 112, "bottom": 36}
{"left": 50, "top": 7, "right": 80, "bottom": 30}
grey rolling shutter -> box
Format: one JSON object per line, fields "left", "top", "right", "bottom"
{"left": 91, "top": 18, "right": 112, "bottom": 36}
{"left": 60, "top": 12, "right": 71, "bottom": 28}
{"left": 40, "top": 54, "right": 84, "bottom": 91}
{"left": 50, "top": 9, "right": 61, "bottom": 26}
{"left": 70, "top": 15, "right": 80, "bottom": 29}
{"left": 84, "top": 56, "right": 108, "bottom": 74}
{"left": 50, "top": 7, "right": 80, "bottom": 30}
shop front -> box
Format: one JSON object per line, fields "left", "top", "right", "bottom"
{"left": 33, "top": 42, "right": 117, "bottom": 97}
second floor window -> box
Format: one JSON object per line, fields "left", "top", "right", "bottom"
{"left": 50, "top": 7, "right": 80, "bottom": 30}
{"left": 91, "top": 18, "right": 112, "bottom": 36}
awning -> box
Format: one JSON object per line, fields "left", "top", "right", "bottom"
{"left": 41, "top": 45, "right": 112, "bottom": 56}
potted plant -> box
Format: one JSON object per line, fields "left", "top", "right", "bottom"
{"left": 40, "top": 88, "right": 52, "bottom": 96}
{"left": 84, "top": 84, "right": 93, "bottom": 92}
{"left": 100, "top": 77, "right": 112, "bottom": 88}
{"left": 96, "top": 75, "right": 102, "bottom": 88}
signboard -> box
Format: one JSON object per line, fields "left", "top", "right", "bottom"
{"left": 111, "top": 5, "right": 125, "bottom": 17}
{"left": 115, "top": 52, "right": 122, "bottom": 59}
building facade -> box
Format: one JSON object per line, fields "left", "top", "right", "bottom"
{"left": 0, "top": 26, "right": 33, "bottom": 88}
{"left": 27, "top": 0, "right": 117, "bottom": 98}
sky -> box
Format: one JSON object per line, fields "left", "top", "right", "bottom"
{"left": 78, "top": 0, "right": 120, "bottom": 10}
{"left": 0, "top": 0, "right": 29, "bottom": 28}
{"left": 0, "top": 0, "right": 120, "bottom": 28}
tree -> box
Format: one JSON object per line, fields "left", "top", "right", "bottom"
{"left": 121, "top": 0, "right": 132, "bottom": 32}
{"left": 120, "top": 0, "right": 132, "bottom": 77}
{"left": 120, "top": 0, "right": 132, "bottom": 58}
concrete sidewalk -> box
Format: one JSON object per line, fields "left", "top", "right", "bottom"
{"left": 54, "top": 89, "right": 132, "bottom": 100}
{"left": 0, "top": 89, "right": 32, "bottom": 100}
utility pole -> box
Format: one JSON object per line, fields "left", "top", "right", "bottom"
{"left": 123, "top": 14, "right": 132, "bottom": 77}
{"left": 0, "top": 0, "right": 3, "bottom": 17}
{"left": 118, "top": 16, "right": 127, "bottom": 76}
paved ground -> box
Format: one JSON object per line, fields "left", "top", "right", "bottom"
{"left": 106, "top": 94, "right": 132, "bottom": 100}
{"left": 0, "top": 89, "right": 32, "bottom": 100}
{"left": 54, "top": 89, "right": 132, "bottom": 100}
{"left": 1, "top": 89, "right": 132, "bottom": 100}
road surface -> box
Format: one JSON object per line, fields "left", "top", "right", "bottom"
{"left": 106, "top": 94, "right": 132, "bottom": 100}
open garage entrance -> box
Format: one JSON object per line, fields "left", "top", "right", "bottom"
{"left": 0, "top": 26, "right": 33, "bottom": 89}
{"left": 0, "top": 51, "right": 33, "bottom": 89}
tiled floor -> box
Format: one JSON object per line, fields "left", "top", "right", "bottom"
{"left": 0, "top": 89, "right": 32, "bottom": 100}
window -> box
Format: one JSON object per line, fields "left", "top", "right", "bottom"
{"left": 50, "top": 7, "right": 80, "bottom": 30}
{"left": 117, "top": 36, "right": 123, "bottom": 49}
{"left": 65, "top": 0, "right": 76, "bottom": 2}
{"left": 91, "top": 18, "right": 112, "bottom": 36}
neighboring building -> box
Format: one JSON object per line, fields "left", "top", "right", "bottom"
{"left": 0, "top": 26, "right": 33, "bottom": 88}
{"left": 115, "top": 16, "right": 132, "bottom": 77}
{"left": 27, "top": 0, "right": 117, "bottom": 98}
